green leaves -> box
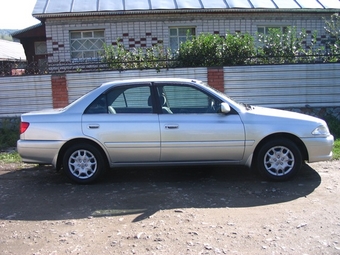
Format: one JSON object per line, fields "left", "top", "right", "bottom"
{"left": 324, "top": 13, "right": 340, "bottom": 62}
{"left": 176, "top": 32, "right": 256, "bottom": 67}
{"left": 102, "top": 40, "right": 172, "bottom": 71}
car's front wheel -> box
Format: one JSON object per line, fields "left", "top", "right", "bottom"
{"left": 256, "top": 138, "right": 302, "bottom": 181}
{"left": 63, "top": 143, "right": 105, "bottom": 184}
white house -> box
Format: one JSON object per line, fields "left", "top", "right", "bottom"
{"left": 14, "top": 0, "right": 340, "bottom": 64}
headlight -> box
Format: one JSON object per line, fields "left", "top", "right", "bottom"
{"left": 312, "top": 125, "right": 330, "bottom": 136}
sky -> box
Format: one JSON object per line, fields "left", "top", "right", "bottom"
{"left": 0, "top": 0, "right": 40, "bottom": 30}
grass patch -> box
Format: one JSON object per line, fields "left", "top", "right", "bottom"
{"left": 332, "top": 139, "right": 340, "bottom": 160}
{"left": 0, "top": 151, "right": 21, "bottom": 163}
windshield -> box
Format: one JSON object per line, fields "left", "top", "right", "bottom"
{"left": 197, "top": 80, "right": 252, "bottom": 110}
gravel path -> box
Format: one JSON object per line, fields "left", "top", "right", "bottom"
{"left": 0, "top": 161, "right": 339, "bottom": 254}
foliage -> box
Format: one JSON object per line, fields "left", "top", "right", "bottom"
{"left": 0, "top": 151, "right": 21, "bottom": 163}
{"left": 176, "top": 33, "right": 224, "bottom": 67}
{"left": 324, "top": 114, "right": 340, "bottom": 160}
{"left": 222, "top": 33, "right": 256, "bottom": 65}
{"left": 0, "top": 118, "right": 20, "bottom": 150}
{"left": 333, "top": 139, "right": 340, "bottom": 160}
{"left": 102, "top": 40, "right": 172, "bottom": 72}
{"left": 0, "top": 29, "right": 16, "bottom": 41}
{"left": 176, "top": 32, "right": 256, "bottom": 67}
{"left": 256, "top": 27, "right": 326, "bottom": 64}
{"left": 324, "top": 114, "right": 340, "bottom": 139}
{"left": 324, "top": 13, "right": 340, "bottom": 41}
{"left": 323, "top": 13, "right": 340, "bottom": 62}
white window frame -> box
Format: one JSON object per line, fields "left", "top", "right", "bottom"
{"left": 257, "top": 26, "right": 288, "bottom": 35}
{"left": 34, "top": 41, "right": 47, "bottom": 55}
{"left": 70, "top": 30, "right": 105, "bottom": 60}
{"left": 169, "top": 27, "right": 196, "bottom": 53}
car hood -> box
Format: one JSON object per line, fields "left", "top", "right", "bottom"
{"left": 248, "top": 106, "right": 325, "bottom": 124}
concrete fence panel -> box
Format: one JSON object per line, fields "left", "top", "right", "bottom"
{"left": 224, "top": 63, "right": 340, "bottom": 108}
{"left": 0, "top": 75, "right": 52, "bottom": 117}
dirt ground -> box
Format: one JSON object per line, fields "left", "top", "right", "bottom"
{"left": 0, "top": 160, "right": 339, "bottom": 255}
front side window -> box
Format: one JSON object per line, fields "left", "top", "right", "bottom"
{"left": 70, "top": 30, "right": 105, "bottom": 59}
{"left": 169, "top": 27, "right": 196, "bottom": 53}
{"left": 158, "top": 84, "right": 220, "bottom": 114}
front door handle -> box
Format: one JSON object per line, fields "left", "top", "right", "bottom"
{"left": 165, "top": 125, "right": 179, "bottom": 129}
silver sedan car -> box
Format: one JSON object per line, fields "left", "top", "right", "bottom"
{"left": 17, "top": 78, "right": 334, "bottom": 183}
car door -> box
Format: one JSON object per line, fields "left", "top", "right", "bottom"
{"left": 82, "top": 84, "right": 161, "bottom": 163}
{"left": 156, "top": 82, "right": 245, "bottom": 162}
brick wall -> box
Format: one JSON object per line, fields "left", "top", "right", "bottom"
{"left": 51, "top": 74, "right": 68, "bottom": 108}
{"left": 207, "top": 67, "right": 224, "bottom": 92}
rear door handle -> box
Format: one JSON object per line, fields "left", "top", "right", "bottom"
{"left": 88, "top": 124, "right": 100, "bottom": 129}
{"left": 165, "top": 125, "right": 179, "bottom": 129}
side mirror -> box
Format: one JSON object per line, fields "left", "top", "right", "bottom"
{"left": 220, "top": 102, "right": 231, "bottom": 114}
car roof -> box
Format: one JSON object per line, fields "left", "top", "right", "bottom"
{"left": 100, "top": 78, "right": 198, "bottom": 88}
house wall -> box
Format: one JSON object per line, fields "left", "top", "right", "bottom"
{"left": 45, "top": 12, "right": 333, "bottom": 62}
{"left": 0, "top": 63, "right": 339, "bottom": 120}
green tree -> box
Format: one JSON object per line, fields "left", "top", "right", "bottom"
{"left": 257, "top": 27, "right": 307, "bottom": 64}
{"left": 324, "top": 13, "right": 340, "bottom": 62}
{"left": 102, "top": 39, "right": 172, "bottom": 71}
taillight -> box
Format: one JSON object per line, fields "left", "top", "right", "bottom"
{"left": 20, "top": 122, "right": 30, "bottom": 134}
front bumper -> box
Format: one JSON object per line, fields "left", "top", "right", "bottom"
{"left": 302, "top": 135, "right": 334, "bottom": 163}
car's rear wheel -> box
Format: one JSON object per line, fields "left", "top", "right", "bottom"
{"left": 63, "top": 143, "right": 105, "bottom": 184}
{"left": 256, "top": 138, "right": 302, "bottom": 181}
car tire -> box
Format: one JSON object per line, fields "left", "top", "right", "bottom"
{"left": 256, "top": 138, "right": 302, "bottom": 181}
{"left": 63, "top": 143, "right": 105, "bottom": 184}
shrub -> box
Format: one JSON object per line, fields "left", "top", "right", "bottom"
{"left": 0, "top": 118, "right": 20, "bottom": 150}
{"left": 176, "top": 32, "right": 256, "bottom": 67}
{"left": 257, "top": 27, "right": 307, "bottom": 64}
{"left": 222, "top": 32, "right": 256, "bottom": 65}
{"left": 324, "top": 13, "right": 340, "bottom": 62}
{"left": 102, "top": 40, "right": 172, "bottom": 71}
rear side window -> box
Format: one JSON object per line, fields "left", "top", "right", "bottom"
{"left": 110, "top": 86, "right": 151, "bottom": 109}
{"left": 84, "top": 95, "right": 107, "bottom": 114}
{"left": 85, "top": 85, "right": 153, "bottom": 114}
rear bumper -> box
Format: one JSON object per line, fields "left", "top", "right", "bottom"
{"left": 17, "top": 140, "right": 64, "bottom": 167}
{"left": 302, "top": 135, "right": 334, "bottom": 163}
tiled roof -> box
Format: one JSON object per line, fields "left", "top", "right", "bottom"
{"left": 0, "top": 40, "right": 26, "bottom": 61}
{"left": 33, "top": 0, "right": 340, "bottom": 17}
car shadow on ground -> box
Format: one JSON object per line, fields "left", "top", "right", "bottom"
{"left": 0, "top": 163, "right": 321, "bottom": 222}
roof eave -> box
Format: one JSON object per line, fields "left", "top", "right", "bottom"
{"left": 11, "top": 23, "right": 44, "bottom": 37}
{"left": 33, "top": 8, "right": 340, "bottom": 19}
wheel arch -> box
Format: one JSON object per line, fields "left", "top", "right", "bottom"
{"left": 252, "top": 133, "right": 308, "bottom": 167}
{"left": 56, "top": 138, "right": 109, "bottom": 170}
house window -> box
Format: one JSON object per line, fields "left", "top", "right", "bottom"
{"left": 34, "top": 41, "right": 47, "bottom": 55}
{"left": 169, "top": 27, "right": 196, "bottom": 53}
{"left": 70, "top": 30, "right": 105, "bottom": 59}
{"left": 257, "top": 26, "right": 288, "bottom": 35}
